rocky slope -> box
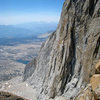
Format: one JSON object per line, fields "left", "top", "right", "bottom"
{"left": 23, "top": 0, "right": 100, "bottom": 100}
{"left": 0, "top": 77, "right": 37, "bottom": 100}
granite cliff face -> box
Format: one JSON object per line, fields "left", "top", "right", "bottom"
{"left": 23, "top": 0, "right": 100, "bottom": 100}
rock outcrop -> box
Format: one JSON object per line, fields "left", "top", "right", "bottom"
{"left": 23, "top": 0, "right": 100, "bottom": 100}
{"left": 0, "top": 91, "right": 27, "bottom": 100}
{"left": 90, "top": 74, "right": 100, "bottom": 91}
{"left": 23, "top": 58, "right": 37, "bottom": 81}
{"left": 95, "top": 60, "right": 100, "bottom": 74}
{"left": 76, "top": 61, "right": 100, "bottom": 100}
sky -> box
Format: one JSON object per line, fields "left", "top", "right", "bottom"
{"left": 0, "top": 0, "right": 65, "bottom": 25}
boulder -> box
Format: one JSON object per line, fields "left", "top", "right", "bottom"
{"left": 95, "top": 60, "right": 100, "bottom": 74}
{"left": 90, "top": 74, "right": 100, "bottom": 91}
{"left": 75, "top": 86, "right": 96, "bottom": 100}
{"left": 90, "top": 74, "right": 100, "bottom": 99}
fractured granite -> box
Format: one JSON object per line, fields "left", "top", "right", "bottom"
{"left": 23, "top": 0, "right": 100, "bottom": 100}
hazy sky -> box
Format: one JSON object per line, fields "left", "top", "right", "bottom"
{"left": 0, "top": 0, "right": 65, "bottom": 25}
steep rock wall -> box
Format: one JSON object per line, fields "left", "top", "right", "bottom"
{"left": 23, "top": 0, "right": 100, "bottom": 100}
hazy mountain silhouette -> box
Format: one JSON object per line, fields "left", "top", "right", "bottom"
{"left": 0, "top": 22, "right": 57, "bottom": 38}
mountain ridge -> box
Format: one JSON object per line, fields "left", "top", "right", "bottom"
{"left": 0, "top": 22, "right": 57, "bottom": 38}
{"left": 23, "top": 0, "right": 100, "bottom": 99}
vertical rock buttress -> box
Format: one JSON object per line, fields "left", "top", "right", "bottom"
{"left": 23, "top": 0, "right": 100, "bottom": 100}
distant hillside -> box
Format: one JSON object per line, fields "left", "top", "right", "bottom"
{"left": 0, "top": 22, "right": 57, "bottom": 38}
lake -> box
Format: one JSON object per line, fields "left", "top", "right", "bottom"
{"left": 16, "top": 59, "right": 29, "bottom": 64}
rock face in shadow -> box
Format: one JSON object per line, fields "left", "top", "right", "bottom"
{"left": 23, "top": 0, "right": 100, "bottom": 100}
{"left": 23, "top": 58, "right": 37, "bottom": 81}
{"left": 0, "top": 91, "right": 27, "bottom": 100}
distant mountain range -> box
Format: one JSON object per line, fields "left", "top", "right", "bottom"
{"left": 0, "top": 22, "right": 57, "bottom": 38}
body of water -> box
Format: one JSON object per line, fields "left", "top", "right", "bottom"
{"left": 16, "top": 59, "right": 29, "bottom": 64}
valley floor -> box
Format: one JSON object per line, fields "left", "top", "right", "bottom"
{"left": 0, "top": 41, "right": 42, "bottom": 100}
{"left": 0, "top": 41, "right": 42, "bottom": 82}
